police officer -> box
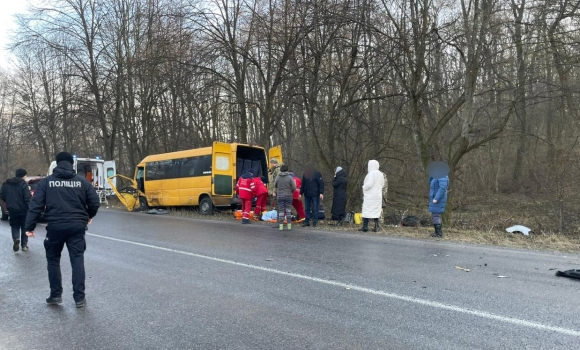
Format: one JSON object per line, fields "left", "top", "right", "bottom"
{"left": 0, "top": 168, "right": 31, "bottom": 252}
{"left": 26, "top": 152, "right": 100, "bottom": 308}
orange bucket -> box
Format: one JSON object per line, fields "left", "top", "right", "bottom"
{"left": 235, "top": 210, "right": 254, "bottom": 220}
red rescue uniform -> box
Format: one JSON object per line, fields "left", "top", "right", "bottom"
{"left": 251, "top": 177, "right": 268, "bottom": 216}
{"left": 236, "top": 174, "right": 254, "bottom": 221}
{"left": 291, "top": 175, "right": 305, "bottom": 220}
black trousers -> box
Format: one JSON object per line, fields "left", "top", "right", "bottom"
{"left": 44, "top": 222, "right": 87, "bottom": 302}
{"left": 9, "top": 211, "right": 27, "bottom": 246}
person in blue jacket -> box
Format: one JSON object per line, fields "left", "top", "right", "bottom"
{"left": 429, "top": 175, "right": 449, "bottom": 237}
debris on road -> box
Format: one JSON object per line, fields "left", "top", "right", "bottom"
{"left": 506, "top": 225, "right": 531, "bottom": 236}
{"left": 265, "top": 258, "right": 273, "bottom": 261}
{"left": 455, "top": 266, "right": 470, "bottom": 272}
{"left": 555, "top": 269, "right": 580, "bottom": 280}
{"left": 147, "top": 209, "right": 168, "bottom": 215}
{"left": 497, "top": 275, "right": 509, "bottom": 278}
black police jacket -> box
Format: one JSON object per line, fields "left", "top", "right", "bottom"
{"left": 0, "top": 177, "right": 31, "bottom": 213}
{"left": 25, "top": 161, "right": 100, "bottom": 231}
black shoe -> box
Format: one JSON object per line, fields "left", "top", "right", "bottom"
{"left": 46, "top": 296, "right": 63, "bottom": 305}
{"left": 302, "top": 222, "right": 310, "bottom": 227}
{"left": 241, "top": 219, "right": 250, "bottom": 224}
{"left": 358, "top": 227, "right": 368, "bottom": 232}
{"left": 75, "top": 299, "right": 86, "bottom": 308}
{"left": 431, "top": 224, "right": 443, "bottom": 238}
{"left": 13, "top": 240, "right": 20, "bottom": 252}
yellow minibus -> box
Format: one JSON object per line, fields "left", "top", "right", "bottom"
{"left": 110, "top": 142, "right": 282, "bottom": 214}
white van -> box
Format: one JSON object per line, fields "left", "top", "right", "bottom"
{"left": 48, "top": 157, "right": 116, "bottom": 205}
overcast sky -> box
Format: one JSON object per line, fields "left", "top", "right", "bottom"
{"left": 0, "top": 0, "right": 36, "bottom": 68}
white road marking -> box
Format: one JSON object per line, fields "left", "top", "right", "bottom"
{"left": 87, "top": 232, "right": 580, "bottom": 337}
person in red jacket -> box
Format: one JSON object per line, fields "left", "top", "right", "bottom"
{"left": 235, "top": 169, "right": 254, "bottom": 224}
{"left": 251, "top": 175, "right": 268, "bottom": 218}
{"left": 289, "top": 170, "right": 305, "bottom": 221}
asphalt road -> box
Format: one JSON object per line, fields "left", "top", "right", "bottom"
{"left": 1, "top": 209, "right": 579, "bottom": 350}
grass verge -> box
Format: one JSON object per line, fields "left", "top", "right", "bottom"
{"left": 106, "top": 201, "right": 580, "bottom": 253}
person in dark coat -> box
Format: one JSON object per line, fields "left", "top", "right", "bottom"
{"left": 331, "top": 166, "right": 347, "bottom": 222}
{"left": 26, "top": 152, "right": 100, "bottom": 308}
{"left": 300, "top": 163, "right": 324, "bottom": 227}
{"left": 428, "top": 175, "right": 449, "bottom": 237}
{"left": 0, "top": 169, "right": 31, "bottom": 252}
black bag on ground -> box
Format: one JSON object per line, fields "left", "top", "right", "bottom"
{"left": 317, "top": 202, "right": 326, "bottom": 220}
{"left": 556, "top": 269, "right": 580, "bottom": 280}
{"left": 343, "top": 211, "right": 354, "bottom": 224}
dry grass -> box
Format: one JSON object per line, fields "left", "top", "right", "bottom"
{"left": 368, "top": 226, "right": 580, "bottom": 253}
{"left": 105, "top": 198, "right": 580, "bottom": 253}
{"left": 307, "top": 221, "right": 580, "bottom": 253}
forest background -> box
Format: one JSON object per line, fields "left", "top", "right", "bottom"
{"left": 1, "top": 0, "right": 579, "bottom": 234}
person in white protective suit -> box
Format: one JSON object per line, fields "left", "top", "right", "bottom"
{"left": 359, "top": 160, "right": 385, "bottom": 232}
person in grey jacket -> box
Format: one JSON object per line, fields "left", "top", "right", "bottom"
{"left": 273, "top": 165, "right": 296, "bottom": 231}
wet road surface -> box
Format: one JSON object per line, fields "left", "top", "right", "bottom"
{"left": 1, "top": 209, "right": 580, "bottom": 349}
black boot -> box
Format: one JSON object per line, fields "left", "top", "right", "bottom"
{"left": 372, "top": 219, "right": 380, "bottom": 232}
{"left": 359, "top": 218, "right": 369, "bottom": 232}
{"left": 430, "top": 224, "right": 443, "bottom": 238}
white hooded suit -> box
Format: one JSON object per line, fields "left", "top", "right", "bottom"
{"left": 362, "top": 160, "right": 384, "bottom": 218}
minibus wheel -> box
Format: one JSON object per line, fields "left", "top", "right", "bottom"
{"left": 199, "top": 197, "right": 214, "bottom": 215}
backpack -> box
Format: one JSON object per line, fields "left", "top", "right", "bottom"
{"left": 344, "top": 211, "right": 355, "bottom": 224}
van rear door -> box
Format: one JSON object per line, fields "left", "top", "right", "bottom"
{"left": 268, "top": 145, "right": 283, "bottom": 165}
{"left": 212, "top": 142, "right": 234, "bottom": 196}
{"left": 48, "top": 161, "right": 57, "bottom": 175}
{"left": 104, "top": 161, "right": 116, "bottom": 190}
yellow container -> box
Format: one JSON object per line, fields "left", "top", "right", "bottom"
{"left": 354, "top": 213, "right": 363, "bottom": 225}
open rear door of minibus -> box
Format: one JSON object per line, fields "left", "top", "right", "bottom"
{"left": 212, "top": 142, "right": 234, "bottom": 196}
{"left": 268, "top": 145, "right": 283, "bottom": 165}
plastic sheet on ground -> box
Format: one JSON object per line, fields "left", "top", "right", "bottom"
{"left": 147, "top": 209, "right": 168, "bottom": 215}
{"left": 506, "top": 225, "right": 531, "bottom": 236}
